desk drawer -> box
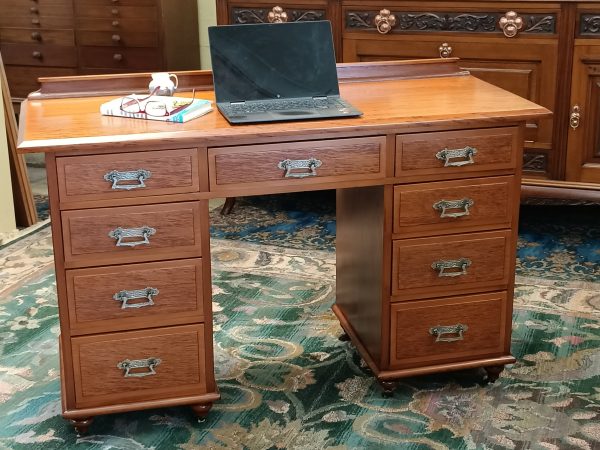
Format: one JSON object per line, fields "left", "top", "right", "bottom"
{"left": 209, "top": 137, "right": 386, "bottom": 191}
{"left": 62, "top": 201, "right": 204, "bottom": 268}
{"left": 72, "top": 324, "right": 207, "bottom": 408}
{"left": 391, "top": 230, "right": 511, "bottom": 299}
{"left": 395, "top": 127, "right": 518, "bottom": 178}
{"left": 66, "top": 259, "right": 205, "bottom": 335}
{"left": 56, "top": 148, "right": 200, "bottom": 203}
{"left": 393, "top": 176, "right": 515, "bottom": 237}
{"left": 390, "top": 292, "right": 506, "bottom": 369}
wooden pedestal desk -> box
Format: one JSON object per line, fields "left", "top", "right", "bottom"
{"left": 17, "top": 59, "right": 550, "bottom": 434}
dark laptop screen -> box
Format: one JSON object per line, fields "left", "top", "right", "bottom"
{"left": 208, "top": 21, "right": 339, "bottom": 103}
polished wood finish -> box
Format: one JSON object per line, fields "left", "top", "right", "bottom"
{"left": 66, "top": 259, "right": 205, "bottom": 335}
{"left": 18, "top": 60, "right": 549, "bottom": 429}
{"left": 0, "top": 0, "right": 199, "bottom": 101}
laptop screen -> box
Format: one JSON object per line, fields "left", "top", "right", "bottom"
{"left": 208, "top": 21, "right": 340, "bottom": 104}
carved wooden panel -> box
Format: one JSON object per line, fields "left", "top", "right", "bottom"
{"left": 580, "top": 14, "right": 600, "bottom": 37}
{"left": 231, "top": 7, "right": 325, "bottom": 24}
{"left": 522, "top": 152, "right": 548, "bottom": 173}
{"left": 345, "top": 11, "right": 556, "bottom": 34}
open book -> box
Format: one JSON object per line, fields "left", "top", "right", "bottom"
{"left": 100, "top": 94, "right": 213, "bottom": 123}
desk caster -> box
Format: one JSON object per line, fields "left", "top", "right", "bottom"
{"left": 71, "top": 417, "right": 93, "bottom": 435}
{"left": 191, "top": 403, "right": 213, "bottom": 423}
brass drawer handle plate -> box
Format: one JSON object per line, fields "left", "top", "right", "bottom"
{"left": 117, "top": 357, "right": 161, "bottom": 378}
{"left": 429, "top": 324, "right": 468, "bottom": 342}
{"left": 439, "top": 43, "right": 452, "bottom": 58}
{"left": 108, "top": 226, "right": 156, "bottom": 247}
{"left": 278, "top": 157, "right": 322, "bottom": 178}
{"left": 570, "top": 105, "right": 580, "bottom": 130}
{"left": 435, "top": 146, "right": 477, "bottom": 167}
{"left": 113, "top": 287, "right": 159, "bottom": 309}
{"left": 268, "top": 6, "right": 288, "bottom": 23}
{"left": 104, "top": 169, "right": 151, "bottom": 190}
{"left": 499, "top": 11, "right": 523, "bottom": 38}
{"left": 374, "top": 9, "right": 396, "bottom": 34}
{"left": 433, "top": 198, "right": 474, "bottom": 218}
{"left": 431, "top": 258, "right": 471, "bottom": 277}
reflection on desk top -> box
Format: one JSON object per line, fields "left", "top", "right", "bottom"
{"left": 17, "top": 64, "right": 551, "bottom": 153}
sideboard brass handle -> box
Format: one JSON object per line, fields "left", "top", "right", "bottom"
{"left": 429, "top": 324, "right": 468, "bottom": 342}
{"left": 104, "top": 169, "right": 151, "bottom": 190}
{"left": 433, "top": 198, "right": 474, "bottom": 218}
{"left": 431, "top": 258, "right": 471, "bottom": 277}
{"left": 435, "top": 146, "right": 478, "bottom": 167}
{"left": 113, "top": 287, "right": 158, "bottom": 309}
{"left": 117, "top": 357, "right": 161, "bottom": 377}
{"left": 108, "top": 226, "right": 156, "bottom": 247}
{"left": 268, "top": 6, "right": 288, "bottom": 23}
{"left": 499, "top": 11, "right": 523, "bottom": 38}
{"left": 570, "top": 105, "right": 580, "bottom": 130}
{"left": 438, "top": 43, "right": 452, "bottom": 58}
{"left": 374, "top": 9, "right": 396, "bottom": 34}
{"left": 278, "top": 158, "right": 322, "bottom": 178}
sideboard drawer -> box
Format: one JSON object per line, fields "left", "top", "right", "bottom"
{"left": 391, "top": 230, "right": 511, "bottom": 299}
{"left": 393, "top": 176, "right": 515, "bottom": 236}
{"left": 56, "top": 148, "right": 201, "bottom": 203}
{"left": 62, "top": 201, "right": 204, "bottom": 268}
{"left": 72, "top": 324, "right": 207, "bottom": 408}
{"left": 208, "top": 136, "right": 386, "bottom": 192}
{"left": 395, "top": 127, "right": 518, "bottom": 178}
{"left": 66, "top": 259, "right": 205, "bottom": 335}
{"left": 390, "top": 292, "right": 507, "bottom": 369}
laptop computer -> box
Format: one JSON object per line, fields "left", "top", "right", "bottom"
{"left": 208, "top": 21, "right": 363, "bottom": 124}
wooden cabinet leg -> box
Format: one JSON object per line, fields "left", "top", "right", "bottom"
{"left": 484, "top": 365, "right": 505, "bottom": 383}
{"left": 220, "top": 197, "right": 236, "bottom": 215}
{"left": 191, "top": 403, "right": 213, "bottom": 423}
{"left": 378, "top": 380, "right": 397, "bottom": 397}
{"left": 70, "top": 417, "right": 93, "bottom": 435}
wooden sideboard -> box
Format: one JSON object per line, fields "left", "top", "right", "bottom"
{"left": 216, "top": 0, "right": 600, "bottom": 198}
{"left": 17, "top": 60, "right": 549, "bottom": 433}
{"left": 0, "top": 0, "right": 199, "bottom": 102}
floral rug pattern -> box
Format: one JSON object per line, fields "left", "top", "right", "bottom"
{"left": 0, "top": 197, "right": 599, "bottom": 449}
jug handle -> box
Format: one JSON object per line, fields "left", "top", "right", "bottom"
{"left": 169, "top": 73, "right": 178, "bottom": 88}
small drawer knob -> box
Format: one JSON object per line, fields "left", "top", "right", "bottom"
{"left": 113, "top": 53, "right": 123, "bottom": 61}
{"left": 31, "top": 18, "right": 40, "bottom": 25}
{"left": 32, "top": 51, "right": 42, "bottom": 59}
{"left": 30, "top": 6, "right": 39, "bottom": 13}
{"left": 112, "top": 20, "right": 120, "bottom": 27}
{"left": 267, "top": 6, "right": 288, "bottom": 23}
{"left": 374, "top": 9, "right": 396, "bottom": 34}
{"left": 112, "top": 34, "right": 121, "bottom": 42}
{"left": 499, "top": 11, "right": 523, "bottom": 38}
{"left": 438, "top": 42, "right": 452, "bottom": 58}
{"left": 31, "top": 31, "right": 42, "bottom": 41}
{"left": 111, "top": 8, "right": 119, "bottom": 15}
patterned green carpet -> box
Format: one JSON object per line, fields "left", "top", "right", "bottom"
{"left": 0, "top": 194, "right": 599, "bottom": 449}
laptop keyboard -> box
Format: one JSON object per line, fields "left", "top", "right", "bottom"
{"left": 222, "top": 97, "right": 347, "bottom": 115}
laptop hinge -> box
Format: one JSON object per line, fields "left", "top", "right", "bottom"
{"left": 313, "top": 96, "right": 328, "bottom": 100}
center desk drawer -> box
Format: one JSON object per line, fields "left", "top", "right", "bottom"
{"left": 56, "top": 148, "right": 200, "bottom": 203}
{"left": 66, "top": 259, "right": 205, "bottom": 335}
{"left": 71, "top": 324, "right": 207, "bottom": 408}
{"left": 62, "top": 201, "right": 204, "bottom": 268}
{"left": 208, "top": 137, "right": 386, "bottom": 192}
{"left": 396, "top": 127, "right": 519, "bottom": 178}
{"left": 392, "top": 230, "right": 512, "bottom": 300}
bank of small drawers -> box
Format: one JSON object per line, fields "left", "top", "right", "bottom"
{"left": 389, "top": 126, "right": 518, "bottom": 368}
{"left": 56, "top": 147, "right": 208, "bottom": 410}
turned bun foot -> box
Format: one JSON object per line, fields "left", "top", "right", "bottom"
{"left": 71, "top": 417, "right": 93, "bottom": 435}
{"left": 191, "top": 403, "right": 213, "bottom": 423}
{"left": 338, "top": 332, "right": 351, "bottom": 342}
{"left": 484, "top": 365, "right": 505, "bottom": 383}
{"left": 378, "top": 380, "right": 397, "bottom": 397}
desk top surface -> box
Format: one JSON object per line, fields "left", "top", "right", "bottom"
{"left": 18, "top": 70, "right": 550, "bottom": 153}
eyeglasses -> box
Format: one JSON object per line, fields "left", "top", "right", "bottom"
{"left": 120, "top": 88, "right": 197, "bottom": 117}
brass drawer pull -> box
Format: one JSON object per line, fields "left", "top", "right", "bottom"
{"left": 435, "top": 146, "right": 477, "bottom": 167}
{"left": 117, "top": 357, "right": 161, "bottom": 378}
{"left": 433, "top": 198, "right": 474, "bottom": 218}
{"left": 278, "top": 157, "right": 322, "bottom": 178}
{"left": 429, "top": 324, "right": 468, "bottom": 342}
{"left": 113, "top": 287, "right": 159, "bottom": 309}
{"left": 439, "top": 43, "right": 452, "bottom": 58}
{"left": 499, "top": 11, "right": 523, "bottom": 38}
{"left": 374, "top": 9, "right": 396, "bottom": 34}
{"left": 108, "top": 226, "right": 156, "bottom": 247}
{"left": 570, "top": 105, "right": 580, "bottom": 130}
{"left": 268, "top": 6, "right": 288, "bottom": 23}
{"left": 431, "top": 258, "right": 471, "bottom": 277}
{"left": 104, "top": 169, "right": 151, "bottom": 190}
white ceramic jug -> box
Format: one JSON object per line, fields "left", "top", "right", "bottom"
{"left": 149, "top": 72, "right": 178, "bottom": 96}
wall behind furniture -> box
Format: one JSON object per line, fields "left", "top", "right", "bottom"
{"left": 198, "top": 0, "right": 217, "bottom": 69}
{"left": 0, "top": 87, "right": 17, "bottom": 234}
